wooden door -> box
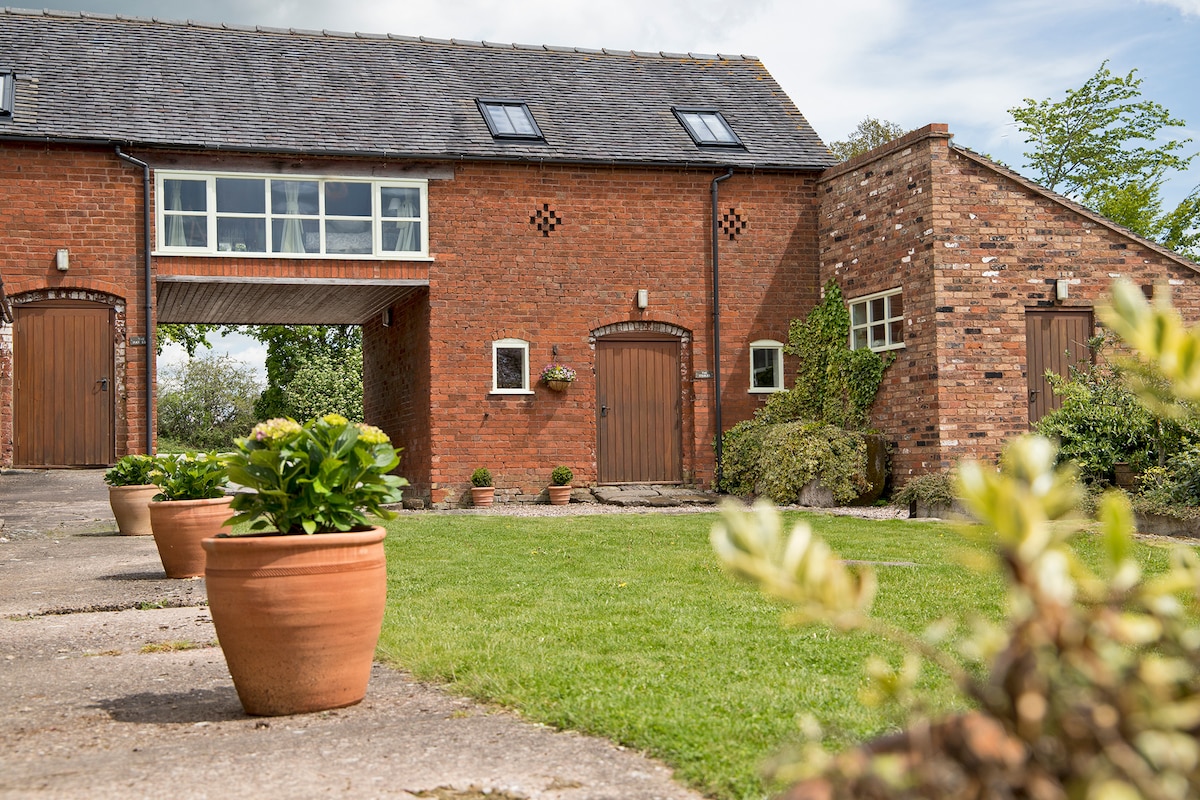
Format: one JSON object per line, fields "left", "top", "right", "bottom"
{"left": 14, "top": 300, "right": 115, "bottom": 467}
{"left": 1025, "top": 308, "right": 1094, "bottom": 424}
{"left": 596, "top": 333, "right": 682, "bottom": 484}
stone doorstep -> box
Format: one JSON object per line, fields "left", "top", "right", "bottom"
{"left": 591, "top": 485, "right": 719, "bottom": 507}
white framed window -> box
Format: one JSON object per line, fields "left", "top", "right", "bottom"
{"left": 849, "top": 288, "right": 905, "bottom": 352}
{"left": 155, "top": 171, "right": 428, "bottom": 258}
{"left": 492, "top": 338, "right": 532, "bottom": 394}
{"left": 749, "top": 339, "right": 784, "bottom": 392}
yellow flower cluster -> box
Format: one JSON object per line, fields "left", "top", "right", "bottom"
{"left": 355, "top": 423, "right": 391, "bottom": 446}
{"left": 251, "top": 417, "right": 303, "bottom": 442}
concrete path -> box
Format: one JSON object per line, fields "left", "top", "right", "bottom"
{"left": 0, "top": 469, "right": 705, "bottom": 800}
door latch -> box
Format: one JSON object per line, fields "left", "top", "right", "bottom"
{"left": 98, "top": 377, "right": 110, "bottom": 392}
{"left": 600, "top": 404, "right": 609, "bottom": 418}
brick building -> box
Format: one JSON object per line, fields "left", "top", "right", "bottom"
{"left": 0, "top": 10, "right": 832, "bottom": 504}
{"left": 2, "top": 13, "right": 1197, "bottom": 503}
{"left": 819, "top": 124, "right": 1200, "bottom": 482}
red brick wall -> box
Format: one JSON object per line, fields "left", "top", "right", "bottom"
{"left": 819, "top": 124, "right": 1200, "bottom": 483}
{"left": 0, "top": 142, "right": 150, "bottom": 465}
{"left": 423, "top": 163, "right": 821, "bottom": 504}
{"left": 363, "top": 288, "right": 431, "bottom": 502}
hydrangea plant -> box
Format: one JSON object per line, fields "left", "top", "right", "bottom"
{"left": 222, "top": 414, "right": 407, "bottom": 535}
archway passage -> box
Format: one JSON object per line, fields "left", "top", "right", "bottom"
{"left": 595, "top": 331, "right": 682, "bottom": 484}
{"left": 15, "top": 299, "right": 115, "bottom": 467}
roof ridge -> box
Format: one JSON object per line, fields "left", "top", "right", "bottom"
{"left": 2, "top": 7, "right": 758, "bottom": 61}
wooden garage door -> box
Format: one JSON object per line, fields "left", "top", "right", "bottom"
{"left": 596, "top": 332, "right": 682, "bottom": 484}
{"left": 14, "top": 300, "right": 115, "bottom": 467}
{"left": 1025, "top": 308, "right": 1094, "bottom": 424}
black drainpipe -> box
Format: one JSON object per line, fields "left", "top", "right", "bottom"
{"left": 711, "top": 167, "right": 734, "bottom": 490}
{"left": 114, "top": 146, "right": 155, "bottom": 455}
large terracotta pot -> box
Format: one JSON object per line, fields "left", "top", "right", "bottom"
{"left": 108, "top": 484, "right": 158, "bottom": 536}
{"left": 548, "top": 485, "right": 572, "bottom": 506}
{"left": 471, "top": 486, "right": 495, "bottom": 508}
{"left": 202, "top": 527, "right": 387, "bottom": 716}
{"left": 148, "top": 495, "right": 234, "bottom": 578}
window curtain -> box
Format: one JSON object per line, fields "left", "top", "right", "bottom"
{"left": 387, "top": 192, "right": 420, "bottom": 252}
{"left": 166, "top": 182, "right": 186, "bottom": 247}
{"left": 280, "top": 181, "right": 306, "bottom": 254}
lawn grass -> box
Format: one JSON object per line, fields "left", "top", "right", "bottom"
{"left": 376, "top": 510, "right": 1182, "bottom": 800}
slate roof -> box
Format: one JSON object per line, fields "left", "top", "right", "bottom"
{"left": 0, "top": 8, "right": 836, "bottom": 170}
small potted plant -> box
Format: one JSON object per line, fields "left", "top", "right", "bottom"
{"left": 104, "top": 454, "right": 159, "bottom": 536}
{"left": 470, "top": 467, "right": 495, "bottom": 508}
{"left": 548, "top": 465, "right": 573, "bottom": 505}
{"left": 206, "top": 414, "right": 407, "bottom": 716}
{"left": 147, "top": 452, "right": 233, "bottom": 578}
{"left": 540, "top": 363, "right": 577, "bottom": 391}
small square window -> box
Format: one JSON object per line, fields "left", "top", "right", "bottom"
{"left": 750, "top": 340, "right": 784, "bottom": 393}
{"left": 492, "top": 338, "right": 532, "bottom": 393}
{"left": 673, "top": 108, "right": 742, "bottom": 147}
{"left": 848, "top": 288, "right": 905, "bottom": 352}
{"left": 0, "top": 72, "right": 13, "bottom": 117}
{"left": 477, "top": 100, "right": 544, "bottom": 141}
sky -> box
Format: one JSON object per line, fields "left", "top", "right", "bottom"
{"left": 39, "top": 0, "right": 1198, "bottom": 373}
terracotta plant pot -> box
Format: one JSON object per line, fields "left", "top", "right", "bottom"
{"left": 202, "top": 527, "right": 387, "bottom": 716}
{"left": 108, "top": 484, "right": 158, "bottom": 536}
{"left": 148, "top": 495, "right": 234, "bottom": 578}
{"left": 471, "top": 486, "right": 495, "bottom": 508}
{"left": 548, "top": 485, "right": 572, "bottom": 505}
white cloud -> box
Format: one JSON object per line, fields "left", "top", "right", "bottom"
{"left": 1140, "top": 0, "right": 1200, "bottom": 15}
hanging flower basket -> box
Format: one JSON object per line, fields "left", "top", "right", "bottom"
{"left": 540, "top": 363, "right": 577, "bottom": 392}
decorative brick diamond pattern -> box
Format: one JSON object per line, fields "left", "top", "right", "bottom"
{"left": 719, "top": 207, "right": 747, "bottom": 240}
{"left": 531, "top": 204, "right": 562, "bottom": 237}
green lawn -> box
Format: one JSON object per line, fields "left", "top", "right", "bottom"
{"left": 377, "top": 510, "right": 1181, "bottom": 800}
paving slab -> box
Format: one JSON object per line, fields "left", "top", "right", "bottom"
{"left": 0, "top": 469, "right": 706, "bottom": 800}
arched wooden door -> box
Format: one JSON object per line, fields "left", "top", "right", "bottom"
{"left": 14, "top": 299, "right": 115, "bottom": 467}
{"left": 595, "top": 332, "right": 682, "bottom": 484}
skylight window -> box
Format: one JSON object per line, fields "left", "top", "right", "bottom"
{"left": 477, "top": 99, "right": 544, "bottom": 140}
{"left": 0, "top": 72, "right": 13, "bottom": 117}
{"left": 673, "top": 108, "right": 742, "bottom": 147}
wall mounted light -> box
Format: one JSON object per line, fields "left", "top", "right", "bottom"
{"left": 1055, "top": 279, "right": 1069, "bottom": 302}
{"left": 381, "top": 307, "right": 391, "bottom": 327}
{"left": 56, "top": 248, "right": 69, "bottom": 272}
{"left": 636, "top": 289, "right": 648, "bottom": 309}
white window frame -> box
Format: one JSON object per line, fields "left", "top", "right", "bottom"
{"left": 491, "top": 338, "right": 532, "bottom": 395}
{"left": 849, "top": 288, "right": 905, "bottom": 352}
{"left": 749, "top": 339, "right": 785, "bottom": 393}
{"left": 153, "top": 170, "right": 429, "bottom": 259}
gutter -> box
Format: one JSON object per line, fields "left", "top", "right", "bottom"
{"left": 113, "top": 146, "right": 155, "bottom": 456}
{"left": 710, "top": 167, "right": 734, "bottom": 490}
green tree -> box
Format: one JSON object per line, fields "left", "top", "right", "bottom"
{"left": 156, "top": 323, "right": 219, "bottom": 356}
{"left": 249, "top": 325, "right": 363, "bottom": 421}
{"left": 827, "top": 117, "right": 907, "bottom": 161}
{"left": 157, "top": 353, "right": 262, "bottom": 450}
{"left": 279, "top": 345, "right": 364, "bottom": 422}
{"left": 1010, "top": 61, "right": 1199, "bottom": 257}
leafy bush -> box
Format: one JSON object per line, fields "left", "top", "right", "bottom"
{"left": 891, "top": 469, "right": 957, "bottom": 509}
{"left": 277, "top": 345, "right": 364, "bottom": 423}
{"left": 1137, "top": 441, "right": 1200, "bottom": 507}
{"left": 150, "top": 452, "right": 229, "bottom": 501}
{"left": 723, "top": 421, "right": 870, "bottom": 505}
{"left": 470, "top": 467, "right": 493, "bottom": 488}
{"left": 550, "top": 465, "right": 573, "bottom": 486}
{"left": 104, "top": 453, "right": 157, "bottom": 486}
{"left": 157, "top": 354, "right": 263, "bottom": 451}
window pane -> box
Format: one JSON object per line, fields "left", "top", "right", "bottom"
{"left": 325, "top": 219, "right": 372, "bottom": 254}
{"left": 496, "top": 347, "right": 525, "bottom": 390}
{"left": 325, "top": 182, "right": 371, "bottom": 217}
{"left": 164, "top": 213, "right": 207, "bottom": 247}
{"left": 870, "top": 297, "right": 886, "bottom": 323}
{"left": 851, "top": 303, "right": 867, "bottom": 326}
{"left": 870, "top": 324, "right": 886, "bottom": 349}
{"left": 271, "top": 180, "right": 319, "bottom": 215}
{"left": 271, "top": 218, "right": 320, "bottom": 254}
{"left": 382, "top": 221, "right": 420, "bottom": 252}
{"left": 381, "top": 187, "right": 420, "bottom": 218}
{"left": 216, "top": 178, "right": 265, "bottom": 214}
{"left": 216, "top": 217, "right": 266, "bottom": 252}
{"left": 890, "top": 321, "right": 904, "bottom": 345}
{"left": 852, "top": 329, "right": 868, "bottom": 350}
{"left": 751, "top": 348, "right": 777, "bottom": 389}
{"left": 504, "top": 105, "right": 536, "bottom": 135}
{"left": 889, "top": 292, "right": 903, "bottom": 318}
{"left": 163, "top": 179, "right": 206, "bottom": 212}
